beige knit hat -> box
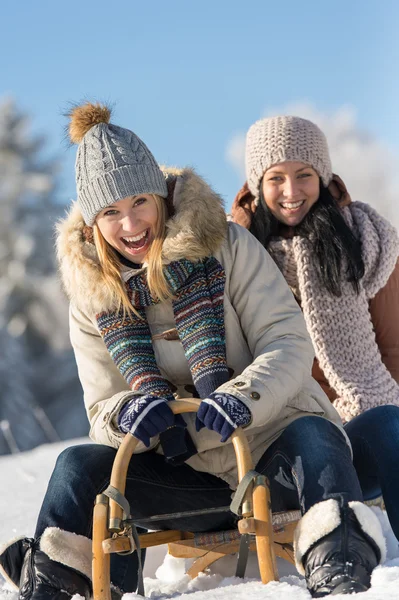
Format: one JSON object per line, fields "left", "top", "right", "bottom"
{"left": 245, "top": 115, "right": 333, "bottom": 204}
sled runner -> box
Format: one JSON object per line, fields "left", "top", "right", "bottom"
{"left": 92, "top": 398, "right": 299, "bottom": 600}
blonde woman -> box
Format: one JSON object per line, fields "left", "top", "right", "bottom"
{"left": 0, "top": 104, "right": 386, "bottom": 599}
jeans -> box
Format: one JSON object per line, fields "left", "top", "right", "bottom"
{"left": 35, "top": 415, "right": 361, "bottom": 592}
{"left": 345, "top": 405, "right": 399, "bottom": 541}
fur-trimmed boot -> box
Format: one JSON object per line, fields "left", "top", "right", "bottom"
{"left": 294, "top": 499, "right": 386, "bottom": 597}
{"left": 0, "top": 528, "right": 92, "bottom": 600}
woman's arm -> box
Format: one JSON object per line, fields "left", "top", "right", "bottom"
{"left": 369, "top": 259, "right": 399, "bottom": 383}
{"left": 69, "top": 304, "right": 155, "bottom": 450}
{"left": 214, "top": 223, "right": 317, "bottom": 429}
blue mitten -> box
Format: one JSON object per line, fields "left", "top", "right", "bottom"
{"left": 195, "top": 392, "right": 252, "bottom": 442}
{"left": 118, "top": 395, "right": 176, "bottom": 447}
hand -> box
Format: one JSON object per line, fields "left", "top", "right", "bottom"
{"left": 195, "top": 392, "right": 252, "bottom": 442}
{"left": 118, "top": 395, "right": 176, "bottom": 447}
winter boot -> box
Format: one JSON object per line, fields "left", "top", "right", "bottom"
{"left": 0, "top": 536, "right": 33, "bottom": 590}
{"left": 0, "top": 528, "right": 92, "bottom": 600}
{"left": 294, "top": 499, "right": 386, "bottom": 597}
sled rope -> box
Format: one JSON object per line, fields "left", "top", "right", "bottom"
{"left": 230, "top": 470, "right": 259, "bottom": 516}
{"left": 102, "top": 485, "right": 130, "bottom": 519}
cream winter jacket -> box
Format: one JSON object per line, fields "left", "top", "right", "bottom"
{"left": 57, "top": 168, "right": 344, "bottom": 487}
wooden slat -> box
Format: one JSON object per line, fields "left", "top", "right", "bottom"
{"left": 102, "top": 530, "right": 192, "bottom": 554}
{"left": 187, "top": 551, "right": 231, "bottom": 579}
{"left": 92, "top": 499, "right": 111, "bottom": 600}
{"left": 273, "top": 521, "right": 297, "bottom": 545}
{"left": 253, "top": 480, "right": 279, "bottom": 583}
{"left": 168, "top": 538, "right": 258, "bottom": 559}
{"left": 274, "top": 543, "right": 295, "bottom": 565}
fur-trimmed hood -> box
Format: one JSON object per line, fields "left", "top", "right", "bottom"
{"left": 56, "top": 167, "right": 227, "bottom": 315}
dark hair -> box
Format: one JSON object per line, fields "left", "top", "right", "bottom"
{"left": 249, "top": 180, "right": 365, "bottom": 296}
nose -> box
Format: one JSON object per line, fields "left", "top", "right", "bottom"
{"left": 282, "top": 178, "right": 300, "bottom": 200}
{"left": 120, "top": 211, "right": 138, "bottom": 230}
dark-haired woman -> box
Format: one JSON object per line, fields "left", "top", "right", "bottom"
{"left": 232, "top": 114, "right": 399, "bottom": 546}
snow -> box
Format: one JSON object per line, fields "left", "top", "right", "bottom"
{"left": 1, "top": 439, "right": 399, "bottom": 599}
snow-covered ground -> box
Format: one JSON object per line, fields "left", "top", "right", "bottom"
{"left": 1, "top": 439, "right": 399, "bottom": 599}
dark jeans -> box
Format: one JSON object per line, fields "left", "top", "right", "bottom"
{"left": 35, "top": 416, "right": 361, "bottom": 592}
{"left": 345, "top": 405, "right": 399, "bottom": 541}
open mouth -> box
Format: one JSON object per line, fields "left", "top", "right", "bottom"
{"left": 280, "top": 200, "right": 305, "bottom": 212}
{"left": 121, "top": 229, "right": 150, "bottom": 253}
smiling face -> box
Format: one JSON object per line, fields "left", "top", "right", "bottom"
{"left": 261, "top": 161, "right": 320, "bottom": 227}
{"left": 95, "top": 194, "right": 159, "bottom": 264}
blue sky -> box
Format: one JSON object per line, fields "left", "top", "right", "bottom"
{"left": 1, "top": 0, "right": 398, "bottom": 209}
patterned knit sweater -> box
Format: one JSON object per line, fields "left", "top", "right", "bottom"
{"left": 268, "top": 201, "right": 399, "bottom": 422}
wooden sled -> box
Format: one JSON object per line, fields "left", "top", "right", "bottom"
{"left": 92, "top": 398, "right": 299, "bottom": 600}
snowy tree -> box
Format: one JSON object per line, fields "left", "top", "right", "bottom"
{"left": 0, "top": 98, "right": 87, "bottom": 454}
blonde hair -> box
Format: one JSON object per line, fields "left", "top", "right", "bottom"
{"left": 93, "top": 194, "right": 172, "bottom": 317}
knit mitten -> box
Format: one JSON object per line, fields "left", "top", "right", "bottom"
{"left": 195, "top": 392, "right": 252, "bottom": 442}
{"left": 118, "top": 395, "right": 177, "bottom": 448}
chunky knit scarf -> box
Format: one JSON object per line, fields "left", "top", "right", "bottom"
{"left": 269, "top": 202, "right": 399, "bottom": 422}
{"left": 96, "top": 257, "right": 230, "bottom": 402}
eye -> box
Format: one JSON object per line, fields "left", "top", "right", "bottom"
{"left": 103, "top": 208, "right": 118, "bottom": 216}
{"left": 133, "top": 197, "right": 147, "bottom": 207}
{"left": 268, "top": 175, "right": 283, "bottom": 182}
{"left": 298, "top": 172, "right": 312, "bottom": 179}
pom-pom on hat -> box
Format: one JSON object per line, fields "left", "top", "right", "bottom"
{"left": 68, "top": 102, "right": 167, "bottom": 225}
{"left": 245, "top": 115, "right": 333, "bottom": 205}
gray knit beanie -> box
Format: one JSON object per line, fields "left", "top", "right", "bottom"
{"left": 68, "top": 102, "right": 168, "bottom": 225}
{"left": 245, "top": 115, "right": 333, "bottom": 204}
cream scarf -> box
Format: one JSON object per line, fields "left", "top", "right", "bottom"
{"left": 269, "top": 202, "right": 399, "bottom": 422}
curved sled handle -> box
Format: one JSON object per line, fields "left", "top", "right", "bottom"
{"left": 108, "top": 398, "right": 254, "bottom": 528}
